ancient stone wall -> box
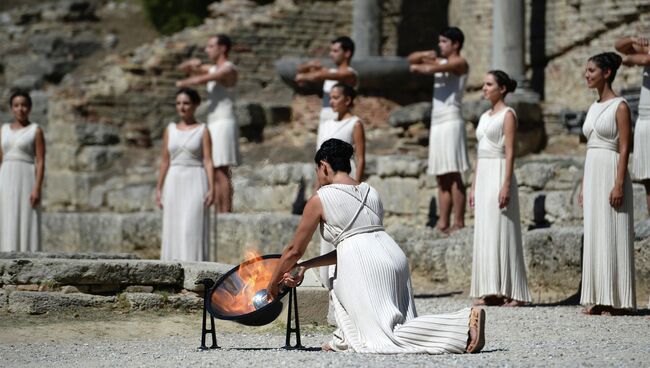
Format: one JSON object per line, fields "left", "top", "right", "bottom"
{"left": 450, "top": 0, "right": 650, "bottom": 109}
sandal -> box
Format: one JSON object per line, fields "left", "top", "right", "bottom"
{"left": 582, "top": 305, "right": 606, "bottom": 315}
{"left": 466, "top": 307, "right": 486, "bottom": 354}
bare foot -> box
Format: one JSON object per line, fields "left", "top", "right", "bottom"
{"left": 582, "top": 305, "right": 606, "bottom": 315}
{"left": 450, "top": 224, "right": 465, "bottom": 233}
{"left": 503, "top": 299, "right": 528, "bottom": 307}
{"left": 473, "top": 298, "right": 487, "bottom": 306}
{"left": 321, "top": 343, "right": 334, "bottom": 352}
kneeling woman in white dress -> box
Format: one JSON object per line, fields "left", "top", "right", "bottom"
{"left": 580, "top": 53, "right": 635, "bottom": 315}
{"left": 266, "top": 139, "right": 486, "bottom": 354}
{"left": 469, "top": 71, "right": 531, "bottom": 307}
{"left": 156, "top": 88, "right": 215, "bottom": 261}
{"left": 0, "top": 90, "right": 45, "bottom": 252}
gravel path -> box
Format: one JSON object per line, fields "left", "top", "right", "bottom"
{"left": 1, "top": 297, "right": 648, "bottom": 367}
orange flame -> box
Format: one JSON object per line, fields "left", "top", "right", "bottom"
{"left": 212, "top": 250, "right": 279, "bottom": 315}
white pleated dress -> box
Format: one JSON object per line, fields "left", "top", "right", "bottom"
{"left": 161, "top": 123, "right": 210, "bottom": 262}
{"left": 632, "top": 65, "right": 650, "bottom": 180}
{"left": 316, "top": 115, "right": 359, "bottom": 289}
{"left": 470, "top": 108, "right": 531, "bottom": 302}
{"left": 581, "top": 97, "right": 636, "bottom": 309}
{"left": 319, "top": 183, "right": 471, "bottom": 354}
{"left": 427, "top": 60, "right": 471, "bottom": 176}
{"left": 0, "top": 123, "right": 41, "bottom": 252}
{"left": 206, "top": 62, "right": 241, "bottom": 167}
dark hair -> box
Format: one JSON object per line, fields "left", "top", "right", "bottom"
{"left": 176, "top": 87, "right": 201, "bottom": 105}
{"left": 488, "top": 70, "right": 518, "bottom": 96}
{"left": 314, "top": 138, "right": 353, "bottom": 173}
{"left": 214, "top": 34, "right": 232, "bottom": 53}
{"left": 331, "top": 83, "right": 357, "bottom": 107}
{"left": 9, "top": 89, "right": 32, "bottom": 108}
{"left": 588, "top": 52, "right": 623, "bottom": 85}
{"left": 332, "top": 36, "right": 355, "bottom": 58}
{"left": 440, "top": 27, "right": 465, "bottom": 50}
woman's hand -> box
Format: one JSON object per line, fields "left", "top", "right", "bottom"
{"left": 29, "top": 188, "right": 41, "bottom": 208}
{"left": 469, "top": 187, "right": 475, "bottom": 209}
{"left": 266, "top": 280, "right": 280, "bottom": 302}
{"left": 609, "top": 184, "right": 624, "bottom": 208}
{"left": 281, "top": 266, "right": 306, "bottom": 288}
{"left": 204, "top": 189, "right": 214, "bottom": 208}
{"left": 156, "top": 188, "right": 163, "bottom": 209}
{"left": 498, "top": 184, "right": 510, "bottom": 209}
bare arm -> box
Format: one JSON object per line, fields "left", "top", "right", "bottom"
{"left": 353, "top": 120, "right": 366, "bottom": 181}
{"left": 622, "top": 53, "right": 650, "bottom": 67}
{"left": 407, "top": 50, "right": 438, "bottom": 64}
{"left": 266, "top": 195, "right": 323, "bottom": 298}
{"left": 499, "top": 111, "right": 517, "bottom": 209}
{"left": 155, "top": 128, "right": 171, "bottom": 209}
{"left": 609, "top": 102, "right": 632, "bottom": 209}
{"left": 177, "top": 58, "right": 211, "bottom": 75}
{"left": 176, "top": 64, "right": 237, "bottom": 88}
{"left": 202, "top": 129, "right": 215, "bottom": 208}
{"left": 30, "top": 127, "right": 45, "bottom": 208}
{"left": 295, "top": 68, "right": 357, "bottom": 86}
{"left": 410, "top": 57, "right": 468, "bottom": 76}
{"left": 297, "top": 60, "right": 322, "bottom": 73}
{"left": 615, "top": 36, "right": 649, "bottom": 55}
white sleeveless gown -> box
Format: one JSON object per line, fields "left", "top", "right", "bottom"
{"left": 318, "top": 183, "right": 471, "bottom": 354}
{"left": 428, "top": 60, "right": 471, "bottom": 176}
{"left": 581, "top": 97, "right": 636, "bottom": 309}
{"left": 470, "top": 108, "right": 531, "bottom": 302}
{"left": 161, "top": 123, "right": 210, "bottom": 261}
{"left": 0, "top": 123, "right": 41, "bottom": 252}
{"left": 206, "top": 62, "right": 241, "bottom": 167}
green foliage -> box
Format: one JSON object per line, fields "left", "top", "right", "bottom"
{"left": 141, "top": 0, "right": 213, "bottom": 35}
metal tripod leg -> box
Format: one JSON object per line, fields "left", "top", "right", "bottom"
{"left": 197, "top": 278, "right": 219, "bottom": 350}
{"left": 283, "top": 287, "right": 304, "bottom": 349}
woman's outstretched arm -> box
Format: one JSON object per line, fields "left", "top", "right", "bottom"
{"left": 266, "top": 194, "right": 323, "bottom": 298}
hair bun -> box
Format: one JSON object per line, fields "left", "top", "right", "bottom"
{"left": 507, "top": 79, "right": 518, "bottom": 94}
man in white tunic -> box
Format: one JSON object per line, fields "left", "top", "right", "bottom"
{"left": 177, "top": 34, "right": 240, "bottom": 213}
{"left": 616, "top": 35, "right": 650, "bottom": 215}
{"left": 295, "top": 36, "right": 359, "bottom": 124}
{"left": 409, "top": 27, "right": 471, "bottom": 233}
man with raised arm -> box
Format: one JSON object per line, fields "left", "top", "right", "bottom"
{"left": 177, "top": 34, "right": 240, "bottom": 213}
{"left": 295, "top": 36, "right": 359, "bottom": 124}
{"left": 409, "top": 27, "right": 471, "bottom": 233}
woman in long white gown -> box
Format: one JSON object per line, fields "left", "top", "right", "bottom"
{"left": 156, "top": 88, "right": 215, "bottom": 261}
{"left": 267, "top": 139, "right": 486, "bottom": 354}
{"left": 0, "top": 90, "right": 45, "bottom": 252}
{"left": 315, "top": 83, "right": 366, "bottom": 291}
{"left": 580, "top": 53, "right": 635, "bottom": 315}
{"left": 469, "top": 71, "right": 531, "bottom": 307}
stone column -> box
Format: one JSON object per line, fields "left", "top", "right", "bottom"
{"left": 491, "top": 0, "right": 526, "bottom": 83}
{"left": 353, "top": 0, "right": 383, "bottom": 57}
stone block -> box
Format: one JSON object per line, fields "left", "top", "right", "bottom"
{"left": 234, "top": 184, "right": 299, "bottom": 213}
{"left": 375, "top": 155, "right": 425, "bottom": 177}
{"left": 516, "top": 162, "right": 556, "bottom": 189}
{"left": 74, "top": 123, "right": 120, "bottom": 145}
{"left": 119, "top": 212, "right": 161, "bottom": 257}
{"left": 442, "top": 228, "right": 475, "bottom": 289}
{"left": 213, "top": 213, "right": 319, "bottom": 264}
{"left": 76, "top": 146, "right": 122, "bottom": 171}
{"left": 8, "top": 291, "right": 114, "bottom": 314}
{"left": 391, "top": 225, "right": 452, "bottom": 283}
{"left": 388, "top": 102, "right": 431, "bottom": 128}
{"left": 106, "top": 184, "right": 155, "bottom": 212}
{"left": 125, "top": 292, "right": 164, "bottom": 310}
{"left": 166, "top": 294, "right": 203, "bottom": 310}
{"left": 544, "top": 191, "right": 578, "bottom": 223}
{"left": 124, "top": 285, "right": 154, "bottom": 293}
{"left": 0, "top": 251, "right": 139, "bottom": 260}
{"left": 366, "top": 176, "right": 420, "bottom": 215}
{"left": 60, "top": 285, "right": 82, "bottom": 294}
{"left": 41, "top": 212, "right": 126, "bottom": 253}
{"left": 0, "top": 259, "right": 183, "bottom": 287}
{"left": 523, "top": 227, "right": 583, "bottom": 295}
{"left": 635, "top": 219, "right": 650, "bottom": 241}
{"left": 0, "top": 290, "right": 7, "bottom": 309}
{"left": 181, "top": 262, "right": 233, "bottom": 292}
{"left": 633, "top": 184, "right": 648, "bottom": 222}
